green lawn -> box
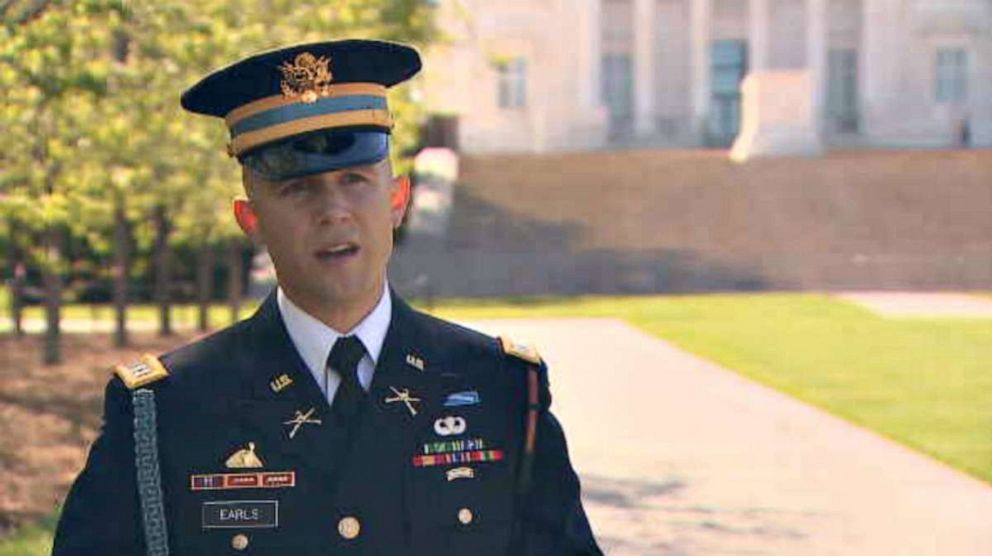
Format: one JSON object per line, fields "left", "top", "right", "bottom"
{"left": 0, "top": 517, "right": 55, "bottom": 556}
{"left": 2, "top": 292, "right": 991, "bottom": 552}
{"left": 431, "top": 293, "right": 992, "bottom": 485}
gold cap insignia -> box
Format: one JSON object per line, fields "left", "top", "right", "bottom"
{"left": 225, "top": 442, "right": 264, "bottom": 469}
{"left": 279, "top": 52, "right": 333, "bottom": 104}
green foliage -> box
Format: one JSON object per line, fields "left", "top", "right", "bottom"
{"left": 0, "top": 0, "right": 438, "bottom": 284}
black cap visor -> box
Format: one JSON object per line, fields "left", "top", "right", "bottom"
{"left": 242, "top": 130, "right": 389, "bottom": 181}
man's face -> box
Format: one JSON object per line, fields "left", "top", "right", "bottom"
{"left": 237, "top": 159, "right": 409, "bottom": 316}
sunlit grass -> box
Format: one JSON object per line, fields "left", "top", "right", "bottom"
{"left": 0, "top": 515, "right": 55, "bottom": 556}
{"left": 426, "top": 292, "right": 992, "bottom": 484}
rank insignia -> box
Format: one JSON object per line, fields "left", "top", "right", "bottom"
{"left": 114, "top": 354, "right": 169, "bottom": 390}
{"left": 443, "top": 390, "right": 480, "bottom": 407}
{"left": 446, "top": 467, "right": 475, "bottom": 481}
{"left": 283, "top": 407, "right": 321, "bottom": 439}
{"left": 499, "top": 336, "right": 542, "bottom": 365}
{"left": 270, "top": 374, "right": 293, "bottom": 393}
{"left": 433, "top": 415, "right": 467, "bottom": 437}
{"left": 405, "top": 354, "right": 425, "bottom": 371}
{"left": 384, "top": 386, "right": 421, "bottom": 417}
{"left": 191, "top": 471, "right": 296, "bottom": 491}
{"left": 412, "top": 450, "right": 504, "bottom": 468}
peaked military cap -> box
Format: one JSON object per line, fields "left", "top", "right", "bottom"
{"left": 181, "top": 39, "right": 421, "bottom": 180}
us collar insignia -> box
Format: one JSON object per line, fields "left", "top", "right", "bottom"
{"left": 270, "top": 373, "right": 293, "bottom": 393}
{"left": 225, "top": 442, "right": 265, "bottom": 469}
{"left": 405, "top": 354, "right": 425, "bottom": 371}
{"left": 283, "top": 407, "right": 322, "bottom": 439}
{"left": 279, "top": 52, "right": 332, "bottom": 103}
{"left": 384, "top": 386, "right": 421, "bottom": 417}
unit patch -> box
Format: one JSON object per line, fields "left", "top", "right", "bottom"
{"left": 412, "top": 450, "right": 504, "bottom": 468}
{"left": 190, "top": 471, "right": 296, "bottom": 491}
{"left": 202, "top": 500, "right": 279, "bottom": 529}
{"left": 421, "top": 438, "right": 486, "bottom": 455}
{"left": 443, "top": 390, "right": 480, "bottom": 407}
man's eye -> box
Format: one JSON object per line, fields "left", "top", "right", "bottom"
{"left": 279, "top": 181, "right": 307, "bottom": 195}
{"left": 342, "top": 172, "right": 369, "bottom": 185}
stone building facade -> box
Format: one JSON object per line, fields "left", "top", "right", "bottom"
{"left": 422, "top": 0, "right": 992, "bottom": 154}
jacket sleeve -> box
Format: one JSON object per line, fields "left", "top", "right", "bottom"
{"left": 52, "top": 377, "right": 144, "bottom": 556}
{"left": 512, "top": 363, "right": 603, "bottom": 556}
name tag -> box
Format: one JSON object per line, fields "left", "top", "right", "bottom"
{"left": 202, "top": 501, "right": 279, "bottom": 529}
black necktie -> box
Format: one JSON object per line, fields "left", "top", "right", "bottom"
{"left": 326, "top": 336, "right": 367, "bottom": 425}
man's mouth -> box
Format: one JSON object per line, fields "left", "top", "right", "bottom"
{"left": 315, "top": 243, "right": 360, "bottom": 261}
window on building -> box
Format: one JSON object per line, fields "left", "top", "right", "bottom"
{"left": 708, "top": 40, "right": 747, "bottom": 147}
{"left": 497, "top": 57, "right": 527, "bottom": 109}
{"left": 935, "top": 48, "right": 967, "bottom": 103}
{"left": 601, "top": 53, "right": 633, "bottom": 135}
{"left": 827, "top": 49, "right": 859, "bottom": 133}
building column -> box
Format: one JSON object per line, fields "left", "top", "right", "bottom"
{"left": 689, "top": 0, "right": 711, "bottom": 145}
{"left": 633, "top": 0, "right": 656, "bottom": 136}
{"left": 749, "top": 0, "right": 770, "bottom": 71}
{"left": 807, "top": 0, "right": 826, "bottom": 140}
{"left": 578, "top": 0, "right": 602, "bottom": 112}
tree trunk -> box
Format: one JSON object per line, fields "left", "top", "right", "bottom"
{"left": 227, "top": 242, "right": 243, "bottom": 324}
{"left": 112, "top": 194, "right": 129, "bottom": 346}
{"left": 6, "top": 222, "right": 25, "bottom": 338}
{"left": 42, "top": 227, "right": 62, "bottom": 365}
{"left": 153, "top": 204, "right": 173, "bottom": 336}
{"left": 196, "top": 242, "right": 214, "bottom": 331}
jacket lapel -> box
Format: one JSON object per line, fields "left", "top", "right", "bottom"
{"left": 236, "top": 293, "right": 347, "bottom": 481}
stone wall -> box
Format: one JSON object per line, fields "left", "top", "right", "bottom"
{"left": 390, "top": 149, "right": 992, "bottom": 297}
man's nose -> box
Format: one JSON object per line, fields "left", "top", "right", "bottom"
{"left": 313, "top": 183, "right": 350, "bottom": 224}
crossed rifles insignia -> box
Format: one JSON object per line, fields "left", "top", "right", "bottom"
{"left": 283, "top": 407, "right": 322, "bottom": 439}
{"left": 384, "top": 387, "right": 421, "bottom": 417}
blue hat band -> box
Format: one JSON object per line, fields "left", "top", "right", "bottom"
{"left": 230, "top": 95, "right": 389, "bottom": 137}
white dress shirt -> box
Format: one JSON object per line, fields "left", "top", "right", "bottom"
{"left": 276, "top": 281, "right": 392, "bottom": 403}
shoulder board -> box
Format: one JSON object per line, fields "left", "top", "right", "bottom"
{"left": 114, "top": 353, "right": 170, "bottom": 390}
{"left": 498, "top": 337, "right": 542, "bottom": 365}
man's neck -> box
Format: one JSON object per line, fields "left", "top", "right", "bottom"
{"left": 281, "top": 282, "right": 386, "bottom": 333}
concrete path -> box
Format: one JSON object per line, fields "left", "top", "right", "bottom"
{"left": 464, "top": 318, "right": 992, "bottom": 556}
{"left": 837, "top": 291, "right": 992, "bottom": 318}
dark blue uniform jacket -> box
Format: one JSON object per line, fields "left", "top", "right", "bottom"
{"left": 53, "top": 293, "right": 602, "bottom": 555}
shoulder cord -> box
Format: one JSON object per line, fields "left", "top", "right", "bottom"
{"left": 132, "top": 389, "right": 170, "bottom": 556}
{"left": 516, "top": 364, "right": 541, "bottom": 494}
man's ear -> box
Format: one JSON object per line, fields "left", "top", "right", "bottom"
{"left": 233, "top": 196, "right": 261, "bottom": 241}
{"left": 390, "top": 175, "right": 412, "bottom": 228}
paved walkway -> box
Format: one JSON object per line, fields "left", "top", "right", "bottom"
{"left": 465, "top": 318, "right": 992, "bottom": 556}
{"left": 837, "top": 292, "right": 992, "bottom": 318}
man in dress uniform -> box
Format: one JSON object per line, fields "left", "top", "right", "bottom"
{"left": 53, "top": 39, "right": 601, "bottom": 556}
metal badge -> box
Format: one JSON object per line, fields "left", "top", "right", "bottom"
{"left": 269, "top": 374, "right": 293, "bottom": 393}
{"left": 405, "top": 354, "right": 425, "bottom": 371}
{"left": 225, "top": 442, "right": 264, "bottom": 469}
{"left": 433, "top": 415, "right": 467, "bottom": 437}
{"left": 446, "top": 467, "right": 476, "bottom": 481}
{"left": 279, "top": 52, "right": 332, "bottom": 103}
{"left": 283, "top": 407, "right": 322, "bottom": 439}
{"left": 384, "top": 386, "right": 421, "bottom": 417}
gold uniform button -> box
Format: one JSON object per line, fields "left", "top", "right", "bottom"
{"left": 338, "top": 516, "right": 361, "bottom": 540}
{"left": 231, "top": 533, "right": 249, "bottom": 551}
{"left": 457, "top": 507, "right": 474, "bottom": 525}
